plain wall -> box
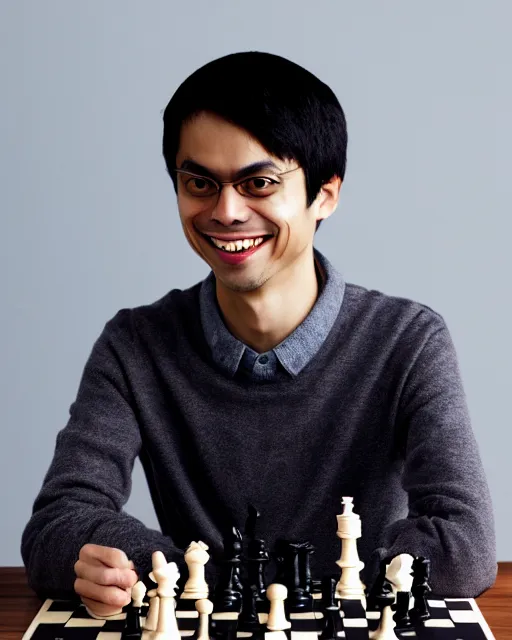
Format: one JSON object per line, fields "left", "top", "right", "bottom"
{"left": 1, "top": 1, "right": 511, "bottom": 565}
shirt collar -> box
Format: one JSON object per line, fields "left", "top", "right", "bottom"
{"left": 199, "top": 249, "right": 345, "bottom": 378}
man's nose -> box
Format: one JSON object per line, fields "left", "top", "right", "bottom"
{"left": 210, "top": 186, "right": 249, "bottom": 226}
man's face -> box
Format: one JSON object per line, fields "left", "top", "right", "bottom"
{"left": 175, "top": 111, "right": 333, "bottom": 293}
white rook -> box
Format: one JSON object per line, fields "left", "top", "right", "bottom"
{"left": 335, "top": 497, "right": 366, "bottom": 603}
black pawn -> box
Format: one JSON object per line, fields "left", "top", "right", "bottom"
{"left": 393, "top": 591, "right": 412, "bottom": 629}
{"left": 319, "top": 577, "right": 342, "bottom": 640}
{"left": 410, "top": 556, "right": 432, "bottom": 622}
{"left": 245, "top": 506, "right": 270, "bottom": 603}
{"left": 247, "top": 538, "right": 270, "bottom": 602}
{"left": 366, "top": 558, "right": 388, "bottom": 611}
{"left": 214, "top": 526, "right": 244, "bottom": 612}
{"left": 239, "top": 583, "right": 260, "bottom": 631}
{"left": 122, "top": 602, "right": 142, "bottom": 639}
{"left": 374, "top": 578, "right": 395, "bottom": 624}
{"left": 321, "top": 575, "right": 338, "bottom": 610}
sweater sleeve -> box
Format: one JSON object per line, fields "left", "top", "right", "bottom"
{"left": 21, "top": 311, "right": 183, "bottom": 598}
{"left": 371, "top": 315, "right": 497, "bottom": 597}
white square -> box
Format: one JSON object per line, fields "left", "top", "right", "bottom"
{"left": 427, "top": 599, "right": 447, "bottom": 608}
{"left": 290, "top": 612, "right": 317, "bottom": 620}
{"left": 366, "top": 611, "right": 380, "bottom": 620}
{"left": 424, "top": 618, "right": 455, "bottom": 628}
{"left": 342, "top": 618, "right": 368, "bottom": 628}
{"left": 97, "top": 633, "right": 122, "bottom": 640}
{"left": 449, "top": 610, "right": 479, "bottom": 624}
{"left": 291, "top": 633, "right": 318, "bottom": 640}
{"left": 39, "top": 611, "right": 73, "bottom": 624}
{"left": 65, "top": 617, "right": 106, "bottom": 627}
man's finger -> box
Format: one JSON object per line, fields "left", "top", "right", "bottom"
{"left": 80, "top": 595, "right": 126, "bottom": 618}
{"left": 79, "top": 544, "right": 134, "bottom": 569}
{"left": 74, "top": 578, "right": 131, "bottom": 609}
{"left": 74, "top": 560, "right": 138, "bottom": 589}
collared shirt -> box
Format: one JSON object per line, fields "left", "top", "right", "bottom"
{"left": 199, "top": 249, "right": 346, "bottom": 381}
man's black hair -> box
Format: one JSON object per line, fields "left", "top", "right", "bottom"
{"left": 162, "top": 51, "right": 348, "bottom": 230}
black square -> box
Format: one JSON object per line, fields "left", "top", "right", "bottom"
{"left": 446, "top": 599, "right": 474, "bottom": 611}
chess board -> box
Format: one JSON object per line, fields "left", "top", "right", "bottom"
{"left": 22, "top": 593, "right": 495, "bottom": 640}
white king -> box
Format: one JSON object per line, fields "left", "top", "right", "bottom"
{"left": 335, "top": 497, "right": 366, "bottom": 603}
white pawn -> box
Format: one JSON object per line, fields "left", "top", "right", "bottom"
{"left": 181, "top": 541, "right": 210, "bottom": 599}
{"left": 142, "top": 550, "right": 168, "bottom": 639}
{"left": 153, "top": 559, "right": 181, "bottom": 640}
{"left": 132, "top": 580, "right": 147, "bottom": 608}
{"left": 196, "top": 598, "right": 213, "bottom": 640}
{"left": 142, "top": 588, "right": 160, "bottom": 639}
{"left": 266, "top": 583, "right": 291, "bottom": 631}
{"left": 370, "top": 602, "right": 397, "bottom": 640}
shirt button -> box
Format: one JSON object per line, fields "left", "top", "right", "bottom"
{"left": 258, "top": 355, "right": 269, "bottom": 365}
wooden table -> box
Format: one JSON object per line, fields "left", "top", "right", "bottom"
{"left": 1, "top": 564, "right": 511, "bottom": 639}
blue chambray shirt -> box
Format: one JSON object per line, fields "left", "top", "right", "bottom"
{"left": 199, "top": 249, "right": 345, "bottom": 381}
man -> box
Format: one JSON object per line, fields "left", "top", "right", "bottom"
{"left": 21, "top": 51, "right": 496, "bottom": 617}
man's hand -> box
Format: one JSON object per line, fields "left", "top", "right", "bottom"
{"left": 74, "top": 543, "right": 139, "bottom": 617}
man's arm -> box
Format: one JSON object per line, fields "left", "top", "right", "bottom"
{"left": 21, "top": 311, "right": 182, "bottom": 598}
{"left": 372, "top": 314, "right": 497, "bottom": 597}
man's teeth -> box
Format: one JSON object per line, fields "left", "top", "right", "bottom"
{"left": 209, "top": 236, "right": 266, "bottom": 252}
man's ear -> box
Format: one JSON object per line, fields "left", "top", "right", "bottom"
{"left": 316, "top": 176, "right": 342, "bottom": 222}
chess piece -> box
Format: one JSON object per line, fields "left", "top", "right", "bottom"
{"left": 366, "top": 559, "right": 389, "bottom": 611}
{"left": 319, "top": 577, "right": 343, "bottom": 640}
{"left": 369, "top": 578, "right": 396, "bottom": 640}
{"left": 410, "top": 556, "right": 432, "bottom": 622}
{"left": 393, "top": 591, "right": 412, "bottom": 629}
{"left": 142, "top": 588, "right": 159, "bottom": 638}
{"left": 196, "top": 598, "right": 213, "bottom": 640}
{"left": 122, "top": 581, "right": 147, "bottom": 638}
{"left": 273, "top": 540, "right": 313, "bottom": 613}
{"left": 298, "top": 542, "right": 315, "bottom": 595}
{"left": 142, "top": 551, "right": 169, "bottom": 639}
{"left": 385, "top": 554, "right": 414, "bottom": 631}
{"left": 245, "top": 506, "right": 270, "bottom": 602}
{"left": 266, "top": 583, "right": 291, "bottom": 631}
{"left": 386, "top": 554, "right": 414, "bottom": 593}
{"left": 335, "top": 497, "right": 366, "bottom": 603}
{"left": 152, "top": 556, "right": 181, "bottom": 640}
{"left": 181, "top": 541, "right": 210, "bottom": 599}
{"left": 214, "top": 527, "right": 244, "bottom": 612}
{"left": 239, "top": 583, "right": 260, "bottom": 630}
{"left": 371, "top": 602, "right": 397, "bottom": 640}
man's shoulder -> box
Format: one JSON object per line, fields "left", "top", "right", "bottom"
{"left": 343, "top": 281, "right": 447, "bottom": 338}
{"left": 102, "top": 280, "right": 203, "bottom": 341}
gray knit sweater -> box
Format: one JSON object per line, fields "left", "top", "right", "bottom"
{"left": 21, "top": 272, "right": 497, "bottom": 599}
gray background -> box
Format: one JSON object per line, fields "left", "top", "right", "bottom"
{"left": 1, "top": 1, "right": 510, "bottom": 566}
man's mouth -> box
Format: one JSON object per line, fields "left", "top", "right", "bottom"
{"left": 201, "top": 233, "right": 273, "bottom": 254}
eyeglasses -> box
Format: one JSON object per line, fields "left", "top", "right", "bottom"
{"left": 174, "top": 166, "right": 301, "bottom": 200}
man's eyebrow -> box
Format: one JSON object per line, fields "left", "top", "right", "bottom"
{"left": 178, "top": 159, "right": 282, "bottom": 181}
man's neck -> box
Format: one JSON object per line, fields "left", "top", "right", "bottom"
{"left": 215, "top": 252, "right": 320, "bottom": 353}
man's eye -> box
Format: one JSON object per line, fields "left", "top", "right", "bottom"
{"left": 185, "top": 177, "right": 217, "bottom": 196}
{"left": 241, "top": 177, "right": 280, "bottom": 196}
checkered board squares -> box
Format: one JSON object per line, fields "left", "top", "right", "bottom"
{"left": 23, "top": 596, "right": 495, "bottom": 640}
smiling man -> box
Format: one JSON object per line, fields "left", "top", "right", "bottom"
{"left": 22, "top": 51, "right": 496, "bottom": 617}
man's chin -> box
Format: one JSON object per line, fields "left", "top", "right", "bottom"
{"left": 215, "top": 271, "right": 268, "bottom": 294}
